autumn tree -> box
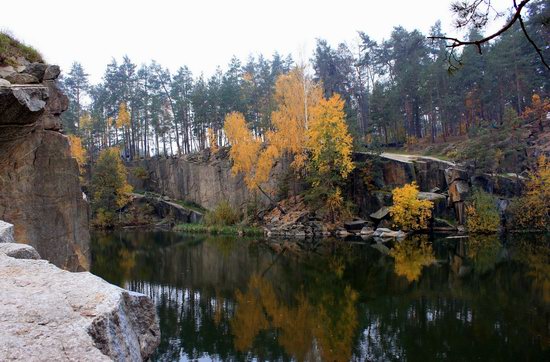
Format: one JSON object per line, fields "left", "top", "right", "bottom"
{"left": 67, "top": 135, "right": 87, "bottom": 182}
{"left": 305, "top": 94, "right": 355, "bottom": 222}
{"left": 90, "top": 147, "right": 133, "bottom": 227}
{"left": 389, "top": 182, "right": 433, "bottom": 230}
{"left": 116, "top": 102, "right": 131, "bottom": 158}
{"left": 522, "top": 94, "right": 550, "bottom": 131}
{"left": 510, "top": 155, "right": 550, "bottom": 230}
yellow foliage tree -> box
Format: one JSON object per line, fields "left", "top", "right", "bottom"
{"left": 207, "top": 127, "right": 218, "bottom": 154}
{"left": 224, "top": 67, "right": 322, "bottom": 190}
{"left": 67, "top": 135, "right": 87, "bottom": 180}
{"left": 224, "top": 112, "right": 262, "bottom": 188}
{"left": 305, "top": 94, "right": 355, "bottom": 221}
{"left": 522, "top": 94, "right": 550, "bottom": 131}
{"left": 115, "top": 102, "right": 131, "bottom": 128}
{"left": 269, "top": 66, "right": 323, "bottom": 170}
{"left": 90, "top": 147, "right": 133, "bottom": 227}
{"left": 511, "top": 155, "right": 550, "bottom": 230}
{"left": 389, "top": 182, "right": 433, "bottom": 231}
{"left": 307, "top": 95, "right": 354, "bottom": 179}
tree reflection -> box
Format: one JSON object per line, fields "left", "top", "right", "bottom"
{"left": 466, "top": 235, "right": 502, "bottom": 275}
{"left": 231, "top": 273, "right": 358, "bottom": 362}
{"left": 390, "top": 236, "right": 435, "bottom": 282}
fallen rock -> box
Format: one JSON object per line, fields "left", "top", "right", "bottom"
{"left": 0, "top": 65, "right": 16, "bottom": 78}
{"left": 4, "top": 72, "right": 39, "bottom": 84}
{"left": 0, "top": 78, "right": 10, "bottom": 87}
{"left": 0, "top": 220, "right": 15, "bottom": 243}
{"left": 360, "top": 226, "right": 375, "bottom": 236}
{"left": 336, "top": 229, "right": 351, "bottom": 238}
{"left": 22, "top": 63, "right": 48, "bottom": 81}
{"left": 344, "top": 219, "right": 367, "bottom": 232}
{"left": 373, "top": 228, "right": 407, "bottom": 240}
{"left": 0, "top": 242, "right": 41, "bottom": 259}
{"left": 370, "top": 206, "right": 390, "bottom": 221}
{"left": 43, "top": 65, "right": 61, "bottom": 80}
{"left": 0, "top": 251, "right": 160, "bottom": 361}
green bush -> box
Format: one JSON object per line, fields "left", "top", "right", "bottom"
{"left": 204, "top": 200, "right": 240, "bottom": 226}
{"left": 465, "top": 188, "right": 500, "bottom": 233}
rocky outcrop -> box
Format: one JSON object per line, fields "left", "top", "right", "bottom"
{"left": 128, "top": 147, "right": 290, "bottom": 211}
{"left": 0, "top": 236, "right": 160, "bottom": 361}
{"left": 0, "top": 60, "right": 89, "bottom": 271}
{"left": 131, "top": 193, "right": 203, "bottom": 224}
{"left": 352, "top": 152, "right": 525, "bottom": 226}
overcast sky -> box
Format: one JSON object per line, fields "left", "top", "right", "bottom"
{"left": 1, "top": 0, "right": 512, "bottom": 83}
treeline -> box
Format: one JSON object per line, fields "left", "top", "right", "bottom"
{"left": 60, "top": 0, "right": 549, "bottom": 159}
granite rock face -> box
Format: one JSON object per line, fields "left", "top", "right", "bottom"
{"left": 128, "top": 147, "right": 290, "bottom": 210}
{"left": 0, "top": 245, "right": 160, "bottom": 361}
{"left": 0, "top": 60, "right": 90, "bottom": 271}
{"left": 0, "top": 220, "right": 15, "bottom": 243}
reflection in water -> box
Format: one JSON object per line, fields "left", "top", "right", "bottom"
{"left": 390, "top": 236, "right": 435, "bottom": 282}
{"left": 231, "top": 273, "right": 358, "bottom": 362}
{"left": 91, "top": 231, "right": 550, "bottom": 361}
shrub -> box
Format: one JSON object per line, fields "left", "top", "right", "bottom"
{"left": 509, "top": 156, "right": 550, "bottom": 231}
{"left": 204, "top": 200, "right": 240, "bottom": 226}
{"left": 389, "top": 182, "right": 433, "bottom": 231}
{"left": 132, "top": 166, "right": 149, "bottom": 180}
{"left": 465, "top": 188, "right": 500, "bottom": 233}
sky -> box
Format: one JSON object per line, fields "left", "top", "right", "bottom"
{"left": 1, "top": 0, "right": 512, "bottom": 83}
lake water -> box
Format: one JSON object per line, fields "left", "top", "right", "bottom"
{"left": 91, "top": 231, "right": 550, "bottom": 361}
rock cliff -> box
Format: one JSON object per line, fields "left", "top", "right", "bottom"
{"left": 129, "top": 149, "right": 524, "bottom": 227}
{"left": 0, "top": 220, "right": 160, "bottom": 361}
{"left": 0, "top": 60, "right": 90, "bottom": 271}
{"left": 128, "top": 147, "right": 290, "bottom": 211}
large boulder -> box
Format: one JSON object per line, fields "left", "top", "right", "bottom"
{"left": 4, "top": 72, "right": 39, "bottom": 85}
{"left": 0, "top": 242, "right": 41, "bottom": 259}
{"left": 0, "top": 251, "right": 160, "bottom": 361}
{"left": 448, "top": 180, "right": 470, "bottom": 203}
{"left": 0, "top": 220, "right": 15, "bottom": 243}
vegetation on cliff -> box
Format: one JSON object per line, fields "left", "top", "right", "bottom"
{"left": 90, "top": 147, "right": 133, "bottom": 227}
{"left": 509, "top": 156, "right": 550, "bottom": 230}
{"left": 465, "top": 189, "right": 500, "bottom": 233}
{"left": 0, "top": 32, "right": 42, "bottom": 66}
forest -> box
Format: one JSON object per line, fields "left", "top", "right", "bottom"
{"left": 59, "top": 0, "right": 549, "bottom": 161}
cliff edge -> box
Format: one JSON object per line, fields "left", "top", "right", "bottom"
{"left": 0, "top": 220, "right": 160, "bottom": 361}
{"left": 0, "top": 53, "right": 90, "bottom": 271}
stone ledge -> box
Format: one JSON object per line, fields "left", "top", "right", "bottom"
{"left": 0, "top": 235, "right": 160, "bottom": 361}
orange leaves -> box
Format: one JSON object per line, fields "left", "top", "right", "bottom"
{"left": 224, "top": 112, "right": 262, "bottom": 188}
{"left": 522, "top": 93, "right": 550, "bottom": 130}
{"left": 270, "top": 67, "right": 323, "bottom": 169}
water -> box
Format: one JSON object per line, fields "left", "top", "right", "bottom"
{"left": 91, "top": 231, "right": 550, "bottom": 361}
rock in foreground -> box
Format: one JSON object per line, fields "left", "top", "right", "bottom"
{"left": 0, "top": 247, "right": 160, "bottom": 361}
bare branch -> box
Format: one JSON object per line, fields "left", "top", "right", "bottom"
{"left": 428, "top": 0, "right": 531, "bottom": 55}
{"left": 516, "top": 3, "right": 550, "bottom": 70}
